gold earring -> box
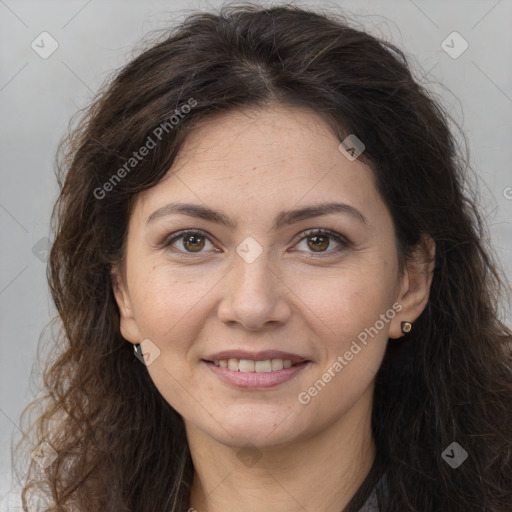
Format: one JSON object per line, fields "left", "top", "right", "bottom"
{"left": 401, "top": 321, "right": 412, "bottom": 334}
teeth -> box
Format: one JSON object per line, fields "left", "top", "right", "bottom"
{"left": 271, "top": 359, "right": 283, "bottom": 371}
{"left": 240, "top": 359, "right": 256, "bottom": 372}
{"left": 212, "top": 358, "right": 299, "bottom": 372}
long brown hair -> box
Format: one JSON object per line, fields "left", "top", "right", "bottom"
{"left": 13, "top": 2, "right": 512, "bottom": 511}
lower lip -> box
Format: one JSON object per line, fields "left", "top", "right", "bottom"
{"left": 203, "top": 360, "right": 311, "bottom": 389}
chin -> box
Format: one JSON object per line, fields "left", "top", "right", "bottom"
{"left": 199, "top": 410, "right": 309, "bottom": 449}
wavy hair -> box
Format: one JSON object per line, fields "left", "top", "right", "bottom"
{"left": 13, "top": 2, "right": 512, "bottom": 511}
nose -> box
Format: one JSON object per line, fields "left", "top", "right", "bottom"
{"left": 217, "top": 250, "right": 292, "bottom": 331}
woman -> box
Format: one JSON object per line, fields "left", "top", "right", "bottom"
{"left": 14, "top": 2, "right": 512, "bottom": 511}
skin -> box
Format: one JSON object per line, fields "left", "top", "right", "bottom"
{"left": 112, "top": 104, "right": 435, "bottom": 512}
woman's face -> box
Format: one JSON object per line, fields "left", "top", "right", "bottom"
{"left": 113, "top": 104, "right": 428, "bottom": 449}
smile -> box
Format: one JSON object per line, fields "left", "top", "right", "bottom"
{"left": 203, "top": 359, "right": 311, "bottom": 389}
{"left": 208, "top": 358, "right": 300, "bottom": 372}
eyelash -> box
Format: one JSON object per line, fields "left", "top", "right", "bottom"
{"left": 160, "top": 228, "right": 351, "bottom": 257}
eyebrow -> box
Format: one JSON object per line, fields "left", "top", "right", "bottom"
{"left": 146, "top": 201, "right": 368, "bottom": 230}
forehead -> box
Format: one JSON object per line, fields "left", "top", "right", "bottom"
{"left": 174, "top": 104, "right": 350, "bottom": 169}
{"left": 133, "top": 104, "right": 383, "bottom": 226}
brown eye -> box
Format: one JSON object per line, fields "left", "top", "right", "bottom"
{"left": 162, "top": 230, "right": 216, "bottom": 254}
{"left": 294, "top": 229, "right": 350, "bottom": 256}
{"left": 182, "top": 233, "right": 206, "bottom": 252}
{"left": 307, "top": 234, "right": 330, "bottom": 252}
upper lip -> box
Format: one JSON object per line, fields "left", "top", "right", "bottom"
{"left": 203, "top": 350, "right": 309, "bottom": 365}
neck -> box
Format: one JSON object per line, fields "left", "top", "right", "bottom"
{"left": 187, "top": 385, "right": 376, "bottom": 512}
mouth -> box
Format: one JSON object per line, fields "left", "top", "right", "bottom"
{"left": 202, "top": 357, "right": 312, "bottom": 389}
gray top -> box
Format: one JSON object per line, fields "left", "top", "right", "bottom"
{"left": 357, "top": 473, "right": 387, "bottom": 512}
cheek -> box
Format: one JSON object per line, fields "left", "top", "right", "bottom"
{"left": 294, "top": 259, "right": 398, "bottom": 339}
{"left": 129, "top": 264, "right": 216, "bottom": 416}
{"left": 128, "top": 261, "right": 217, "bottom": 348}
{"left": 291, "top": 259, "right": 397, "bottom": 396}
{"left": 294, "top": 275, "right": 392, "bottom": 414}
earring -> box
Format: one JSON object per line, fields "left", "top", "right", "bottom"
{"left": 401, "top": 321, "right": 412, "bottom": 334}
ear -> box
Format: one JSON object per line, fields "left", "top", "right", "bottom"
{"left": 389, "top": 235, "right": 436, "bottom": 339}
{"left": 111, "top": 267, "right": 141, "bottom": 344}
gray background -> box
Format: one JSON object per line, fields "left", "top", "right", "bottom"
{"left": 1, "top": 0, "right": 511, "bottom": 509}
